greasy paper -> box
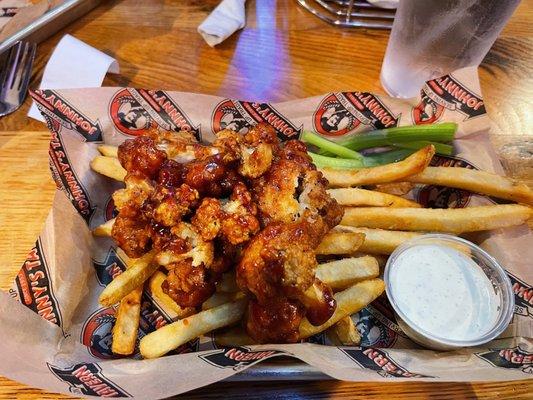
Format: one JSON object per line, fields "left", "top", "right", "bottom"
{"left": 0, "top": 67, "right": 531, "bottom": 399}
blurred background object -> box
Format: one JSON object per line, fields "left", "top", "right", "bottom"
{"left": 296, "top": 0, "right": 395, "bottom": 28}
{"left": 0, "top": 0, "right": 101, "bottom": 53}
{"left": 0, "top": 41, "right": 35, "bottom": 117}
{"left": 380, "top": 0, "right": 521, "bottom": 98}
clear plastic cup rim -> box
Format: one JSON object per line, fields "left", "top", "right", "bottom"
{"left": 384, "top": 234, "right": 515, "bottom": 349}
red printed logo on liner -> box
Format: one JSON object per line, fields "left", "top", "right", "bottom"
{"left": 212, "top": 99, "right": 301, "bottom": 140}
{"left": 313, "top": 92, "right": 399, "bottom": 136}
{"left": 109, "top": 89, "right": 200, "bottom": 139}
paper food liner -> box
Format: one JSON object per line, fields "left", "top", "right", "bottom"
{"left": 1, "top": 67, "right": 531, "bottom": 399}
{"left": 0, "top": 0, "right": 29, "bottom": 32}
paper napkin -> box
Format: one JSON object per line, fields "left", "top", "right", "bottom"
{"left": 198, "top": 0, "right": 246, "bottom": 47}
{"left": 28, "top": 34, "right": 119, "bottom": 121}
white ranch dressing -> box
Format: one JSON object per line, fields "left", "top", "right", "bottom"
{"left": 388, "top": 244, "right": 500, "bottom": 342}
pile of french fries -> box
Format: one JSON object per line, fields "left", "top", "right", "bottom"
{"left": 91, "top": 143, "right": 532, "bottom": 359}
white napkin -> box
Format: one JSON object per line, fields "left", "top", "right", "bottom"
{"left": 28, "top": 34, "right": 119, "bottom": 121}
{"left": 198, "top": 0, "right": 246, "bottom": 47}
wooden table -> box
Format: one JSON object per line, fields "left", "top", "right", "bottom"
{"left": 0, "top": 0, "right": 532, "bottom": 398}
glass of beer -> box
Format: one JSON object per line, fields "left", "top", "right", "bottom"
{"left": 380, "top": 0, "right": 520, "bottom": 98}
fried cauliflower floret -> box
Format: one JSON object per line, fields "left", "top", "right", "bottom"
{"left": 149, "top": 183, "right": 199, "bottom": 227}
{"left": 191, "top": 182, "right": 260, "bottom": 245}
{"left": 253, "top": 139, "right": 343, "bottom": 229}
{"left": 118, "top": 136, "right": 167, "bottom": 178}
{"left": 112, "top": 173, "right": 154, "bottom": 217}
{"left": 246, "top": 298, "right": 305, "bottom": 343}
{"left": 145, "top": 128, "right": 219, "bottom": 163}
{"left": 220, "top": 182, "right": 260, "bottom": 244}
{"left": 237, "top": 223, "right": 317, "bottom": 303}
{"left": 237, "top": 218, "right": 337, "bottom": 340}
{"left": 212, "top": 129, "right": 242, "bottom": 164}
{"left": 238, "top": 143, "right": 273, "bottom": 178}
{"left": 212, "top": 123, "right": 279, "bottom": 179}
{"left": 155, "top": 222, "right": 214, "bottom": 268}
{"left": 210, "top": 239, "right": 238, "bottom": 275}
{"left": 181, "top": 156, "right": 227, "bottom": 197}
{"left": 111, "top": 215, "right": 151, "bottom": 258}
{"left": 191, "top": 197, "right": 223, "bottom": 241}
{"left": 253, "top": 160, "right": 301, "bottom": 225}
{"left": 162, "top": 260, "right": 216, "bottom": 308}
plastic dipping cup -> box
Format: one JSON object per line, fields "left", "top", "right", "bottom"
{"left": 384, "top": 234, "right": 514, "bottom": 351}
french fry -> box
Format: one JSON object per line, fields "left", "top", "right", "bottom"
{"left": 216, "top": 272, "right": 239, "bottom": 293}
{"left": 331, "top": 316, "right": 361, "bottom": 346}
{"left": 316, "top": 232, "right": 365, "bottom": 255}
{"left": 148, "top": 271, "right": 195, "bottom": 319}
{"left": 372, "top": 182, "right": 415, "bottom": 196}
{"left": 140, "top": 299, "right": 247, "bottom": 359}
{"left": 338, "top": 226, "right": 422, "bottom": 255}
{"left": 328, "top": 188, "right": 420, "bottom": 208}
{"left": 341, "top": 205, "right": 532, "bottom": 233}
{"left": 90, "top": 155, "right": 127, "bottom": 181}
{"left": 316, "top": 256, "right": 379, "bottom": 290}
{"left": 99, "top": 250, "right": 157, "bottom": 307}
{"left": 214, "top": 326, "right": 256, "bottom": 347}
{"left": 406, "top": 166, "right": 533, "bottom": 206}
{"left": 112, "top": 286, "right": 142, "bottom": 355}
{"left": 352, "top": 252, "right": 389, "bottom": 269}
{"left": 202, "top": 291, "right": 245, "bottom": 310}
{"left": 93, "top": 218, "right": 115, "bottom": 237}
{"left": 299, "top": 279, "right": 385, "bottom": 338}
{"left": 98, "top": 144, "right": 119, "bottom": 158}
{"left": 321, "top": 145, "right": 435, "bottom": 188}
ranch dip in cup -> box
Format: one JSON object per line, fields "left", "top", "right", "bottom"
{"left": 384, "top": 234, "right": 514, "bottom": 350}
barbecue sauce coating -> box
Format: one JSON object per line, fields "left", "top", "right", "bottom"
{"left": 247, "top": 298, "right": 305, "bottom": 344}
{"left": 111, "top": 123, "right": 343, "bottom": 341}
{"left": 118, "top": 136, "right": 166, "bottom": 179}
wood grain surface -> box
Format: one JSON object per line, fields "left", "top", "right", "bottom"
{"left": 0, "top": 0, "right": 532, "bottom": 399}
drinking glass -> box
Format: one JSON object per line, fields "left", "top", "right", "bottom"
{"left": 380, "top": 0, "right": 521, "bottom": 98}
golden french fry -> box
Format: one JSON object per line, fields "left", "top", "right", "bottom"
{"left": 216, "top": 272, "right": 239, "bottom": 293}
{"left": 321, "top": 145, "right": 435, "bottom": 188}
{"left": 341, "top": 205, "right": 532, "bottom": 233}
{"left": 112, "top": 286, "right": 142, "bottom": 355}
{"left": 148, "top": 271, "right": 195, "bottom": 319}
{"left": 372, "top": 182, "right": 415, "bottom": 196}
{"left": 331, "top": 316, "right": 361, "bottom": 346}
{"left": 93, "top": 218, "right": 115, "bottom": 237}
{"left": 90, "top": 155, "right": 126, "bottom": 181}
{"left": 316, "top": 232, "right": 365, "bottom": 255}
{"left": 214, "top": 326, "right": 256, "bottom": 347}
{"left": 316, "top": 256, "right": 379, "bottom": 290}
{"left": 140, "top": 299, "right": 247, "bottom": 359}
{"left": 202, "top": 291, "right": 245, "bottom": 311}
{"left": 338, "top": 226, "right": 422, "bottom": 255}
{"left": 328, "top": 188, "right": 420, "bottom": 208}
{"left": 299, "top": 279, "right": 385, "bottom": 338}
{"left": 406, "top": 166, "right": 533, "bottom": 206}
{"left": 99, "top": 251, "right": 157, "bottom": 307}
{"left": 98, "top": 144, "right": 119, "bottom": 158}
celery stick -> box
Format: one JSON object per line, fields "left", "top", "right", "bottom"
{"left": 308, "top": 152, "right": 364, "bottom": 169}
{"left": 392, "top": 140, "right": 453, "bottom": 156}
{"left": 362, "top": 149, "right": 415, "bottom": 167}
{"left": 301, "top": 131, "right": 364, "bottom": 161}
{"left": 338, "top": 123, "right": 457, "bottom": 151}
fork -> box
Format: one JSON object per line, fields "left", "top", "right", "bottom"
{"left": 0, "top": 41, "right": 36, "bottom": 118}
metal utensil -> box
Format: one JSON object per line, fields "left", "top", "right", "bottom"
{"left": 0, "top": 41, "right": 36, "bottom": 117}
{"left": 296, "top": 0, "right": 395, "bottom": 29}
{"left": 0, "top": 0, "right": 103, "bottom": 55}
